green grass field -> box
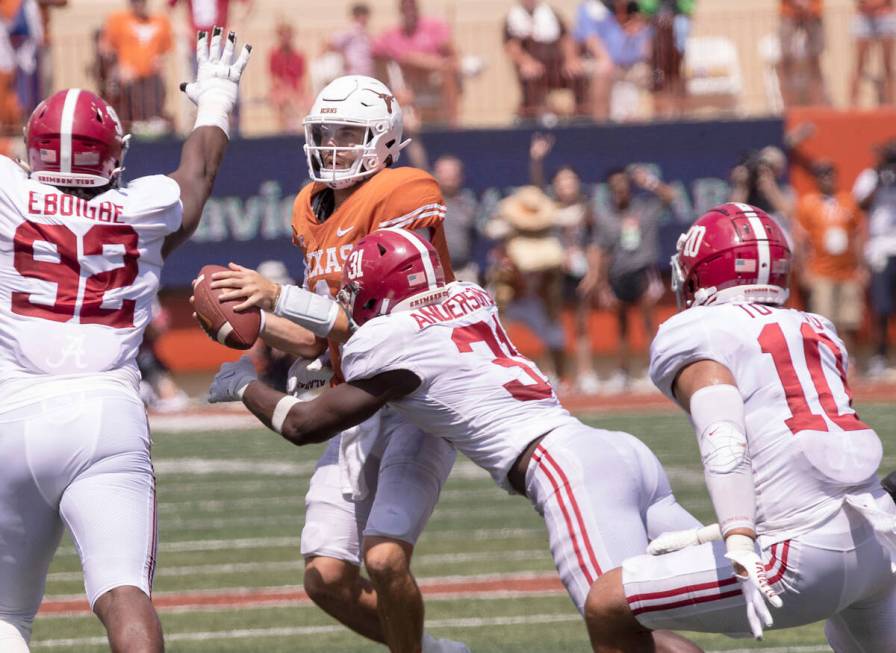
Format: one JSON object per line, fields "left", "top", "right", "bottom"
{"left": 30, "top": 403, "right": 896, "bottom": 652}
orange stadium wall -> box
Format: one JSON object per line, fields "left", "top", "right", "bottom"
{"left": 787, "top": 107, "right": 896, "bottom": 193}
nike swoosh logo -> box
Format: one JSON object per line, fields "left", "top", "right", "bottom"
{"left": 336, "top": 226, "right": 354, "bottom": 237}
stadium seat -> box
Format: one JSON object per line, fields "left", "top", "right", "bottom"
{"left": 758, "top": 33, "right": 784, "bottom": 114}
{"left": 684, "top": 36, "right": 742, "bottom": 115}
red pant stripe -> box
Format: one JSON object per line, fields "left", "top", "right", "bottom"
{"left": 536, "top": 445, "right": 603, "bottom": 577}
{"left": 533, "top": 446, "right": 596, "bottom": 584}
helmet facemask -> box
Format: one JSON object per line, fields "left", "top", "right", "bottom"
{"left": 303, "top": 75, "right": 410, "bottom": 190}
{"left": 304, "top": 118, "right": 395, "bottom": 190}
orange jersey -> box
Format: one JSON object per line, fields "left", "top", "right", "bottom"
{"left": 291, "top": 166, "right": 454, "bottom": 380}
{"left": 102, "top": 11, "right": 172, "bottom": 79}
{"left": 796, "top": 191, "right": 864, "bottom": 280}
{"left": 780, "top": 0, "right": 822, "bottom": 18}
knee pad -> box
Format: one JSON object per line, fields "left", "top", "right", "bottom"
{"left": 0, "top": 619, "right": 30, "bottom": 653}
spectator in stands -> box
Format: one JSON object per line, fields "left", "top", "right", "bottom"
{"left": 91, "top": 28, "right": 119, "bottom": 112}
{"left": 36, "top": 1, "right": 68, "bottom": 97}
{"left": 8, "top": 0, "right": 43, "bottom": 115}
{"left": 594, "top": 165, "right": 677, "bottom": 392}
{"left": 778, "top": 0, "right": 828, "bottom": 107}
{"left": 795, "top": 161, "right": 867, "bottom": 360}
{"left": 850, "top": 0, "right": 896, "bottom": 106}
{"left": 729, "top": 145, "right": 796, "bottom": 230}
{"left": 529, "top": 132, "right": 600, "bottom": 393}
{"left": 854, "top": 139, "right": 896, "bottom": 378}
{"left": 503, "top": 0, "right": 587, "bottom": 121}
{"left": 404, "top": 111, "right": 482, "bottom": 281}
{"left": 485, "top": 186, "right": 569, "bottom": 387}
{"left": 100, "top": 0, "right": 172, "bottom": 130}
{"left": 169, "top": 0, "right": 253, "bottom": 134}
{"left": 0, "top": 14, "right": 20, "bottom": 136}
{"left": 372, "top": 0, "right": 460, "bottom": 126}
{"left": 168, "top": 0, "right": 253, "bottom": 35}
{"left": 268, "top": 20, "right": 307, "bottom": 133}
{"left": 574, "top": 0, "right": 653, "bottom": 122}
{"left": 433, "top": 154, "right": 481, "bottom": 281}
{"left": 328, "top": 3, "right": 373, "bottom": 77}
{"left": 640, "top": 0, "right": 693, "bottom": 117}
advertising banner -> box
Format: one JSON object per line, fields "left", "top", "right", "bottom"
{"left": 125, "top": 118, "right": 784, "bottom": 288}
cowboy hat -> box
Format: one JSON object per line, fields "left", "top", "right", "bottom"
{"left": 498, "top": 185, "right": 557, "bottom": 232}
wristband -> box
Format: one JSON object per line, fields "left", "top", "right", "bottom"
{"left": 272, "top": 395, "right": 300, "bottom": 434}
{"left": 725, "top": 533, "right": 756, "bottom": 554}
{"left": 274, "top": 284, "right": 340, "bottom": 338}
{"left": 194, "top": 101, "right": 231, "bottom": 138}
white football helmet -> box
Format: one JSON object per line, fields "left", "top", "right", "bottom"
{"left": 303, "top": 75, "right": 409, "bottom": 189}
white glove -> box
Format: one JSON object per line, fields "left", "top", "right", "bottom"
{"left": 286, "top": 355, "right": 334, "bottom": 402}
{"left": 724, "top": 534, "right": 783, "bottom": 640}
{"left": 181, "top": 28, "right": 252, "bottom": 137}
{"left": 209, "top": 355, "right": 258, "bottom": 403}
{"left": 647, "top": 523, "right": 722, "bottom": 555}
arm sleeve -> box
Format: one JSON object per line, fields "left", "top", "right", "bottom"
{"left": 373, "top": 171, "right": 446, "bottom": 232}
{"left": 341, "top": 319, "right": 426, "bottom": 383}
{"left": 648, "top": 309, "right": 734, "bottom": 400}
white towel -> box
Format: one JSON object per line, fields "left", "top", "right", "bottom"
{"left": 505, "top": 3, "right": 562, "bottom": 44}
{"left": 338, "top": 412, "right": 382, "bottom": 501}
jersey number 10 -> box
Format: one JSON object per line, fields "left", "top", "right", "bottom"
{"left": 759, "top": 322, "right": 869, "bottom": 435}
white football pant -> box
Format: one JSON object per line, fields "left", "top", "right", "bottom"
{"left": 0, "top": 388, "right": 157, "bottom": 642}
{"left": 524, "top": 423, "right": 702, "bottom": 613}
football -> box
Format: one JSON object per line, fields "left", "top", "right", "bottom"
{"left": 192, "top": 264, "right": 261, "bottom": 350}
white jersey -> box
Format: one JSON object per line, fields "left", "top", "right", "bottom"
{"left": 650, "top": 302, "right": 882, "bottom": 545}
{"left": 341, "top": 282, "right": 578, "bottom": 492}
{"left": 0, "top": 155, "right": 182, "bottom": 410}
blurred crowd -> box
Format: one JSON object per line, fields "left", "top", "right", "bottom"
{"left": 7, "top": 0, "right": 896, "bottom": 141}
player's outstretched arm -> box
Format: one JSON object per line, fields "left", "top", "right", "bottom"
{"left": 674, "top": 360, "right": 782, "bottom": 639}
{"left": 164, "top": 28, "right": 251, "bottom": 257}
{"left": 208, "top": 357, "right": 419, "bottom": 446}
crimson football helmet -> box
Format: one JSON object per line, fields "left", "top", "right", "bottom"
{"left": 26, "top": 88, "right": 128, "bottom": 188}
{"left": 339, "top": 228, "right": 450, "bottom": 326}
{"left": 671, "top": 202, "right": 791, "bottom": 308}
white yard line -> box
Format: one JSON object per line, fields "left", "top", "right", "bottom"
{"left": 47, "top": 549, "right": 549, "bottom": 582}
{"left": 32, "top": 613, "right": 581, "bottom": 648}
{"left": 54, "top": 527, "right": 542, "bottom": 558}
